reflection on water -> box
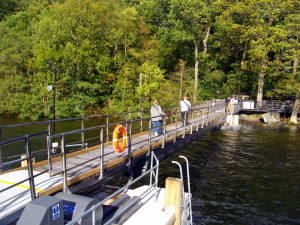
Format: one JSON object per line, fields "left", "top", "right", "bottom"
{"left": 159, "top": 123, "right": 300, "bottom": 225}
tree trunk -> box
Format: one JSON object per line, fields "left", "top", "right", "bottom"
{"left": 139, "top": 73, "right": 142, "bottom": 108}
{"left": 291, "top": 54, "right": 299, "bottom": 123}
{"left": 290, "top": 89, "right": 300, "bottom": 124}
{"left": 193, "top": 25, "right": 210, "bottom": 104}
{"left": 193, "top": 41, "right": 199, "bottom": 104}
{"left": 202, "top": 25, "right": 211, "bottom": 54}
{"left": 256, "top": 61, "right": 266, "bottom": 107}
{"left": 179, "top": 59, "right": 185, "bottom": 99}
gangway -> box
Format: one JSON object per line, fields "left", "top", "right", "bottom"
{"left": 0, "top": 100, "right": 226, "bottom": 224}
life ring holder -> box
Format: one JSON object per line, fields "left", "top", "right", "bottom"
{"left": 113, "top": 124, "right": 127, "bottom": 154}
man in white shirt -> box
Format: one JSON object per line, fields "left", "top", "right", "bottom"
{"left": 180, "top": 96, "right": 191, "bottom": 126}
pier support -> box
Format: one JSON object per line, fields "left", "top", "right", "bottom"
{"left": 164, "top": 177, "right": 182, "bottom": 225}
{"left": 226, "top": 114, "right": 239, "bottom": 126}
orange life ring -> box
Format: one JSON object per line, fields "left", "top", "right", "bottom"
{"left": 113, "top": 124, "right": 127, "bottom": 153}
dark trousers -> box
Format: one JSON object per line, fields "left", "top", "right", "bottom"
{"left": 181, "top": 111, "right": 188, "bottom": 126}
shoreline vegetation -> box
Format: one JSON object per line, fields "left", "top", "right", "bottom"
{"left": 0, "top": 0, "right": 299, "bottom": 121}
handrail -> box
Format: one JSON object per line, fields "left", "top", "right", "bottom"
{"left": 0, "top": 101, "right": 221, "bottom": 130}
{"left": 0, "top": 130, "right": 49, "bottom": 200}
{"left": 238, "top": 100, "right": 299, "bottom": 112}
{"left": 0, "top": 100, "right": 226, "bottom": 199}
{"left": 66, "top": 152, "right": 159, "bottom": 225}
{"left": 44, "top": 101, "right": 225, "bottom": 181}
{"left": 0, "top": 130, "right": 48, "bottom": 145}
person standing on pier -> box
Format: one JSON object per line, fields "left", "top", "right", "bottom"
{"left": 180, "top": 96, "right": 192, "bottom": 126}
{"left": 151, "top": 100, "right": 165, "bottom": 137}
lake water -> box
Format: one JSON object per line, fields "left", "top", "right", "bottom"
{"left": 1, "top": 118, "right": 299, "bottom": 224}
{"left": 159, "top": 123, "right": 300, "bottom": 224}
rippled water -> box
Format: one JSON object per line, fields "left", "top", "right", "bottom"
{"left": 1, "top": 117, "right": 300, "bottom": 224}
{"left": 159, "top": 123, "right": 300, "bottom": 225}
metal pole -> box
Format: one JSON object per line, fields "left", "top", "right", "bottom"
{"left": 81, "top": 118, "right": 85, "bottom": 148}
{"left": 172, "top": 161, "right": 187, "bottom": 223}
{"left": 61, "top": 135, "right": 68, "bottom": 193}
{"left": 0, "top": 127, "right": 2, "bottom": 172}
{"left": 174, "top": 112, "right": 177, "bottom": 143}
{"left": 92, "top": 207, "right": 96, "bottom": 225}
{"left": 147, "top": 120, "right": 152, "bottom": 156}
{"left": 162, "top": 115, "right": 166, "bottom": 148}
{"left": 127, "top": 121, "right": 132, "bottom": 166}
{"left": 154, "top": 152, "right": 159, "bottom": 201}
{"left": 25, "top": 135, "right": 36, "bottom": 200}
{"left": 196, "top": 109, "right": 199, "bottom": 131}
{"left": 179, "top": 155, "right": 193, "bottom": 225}
{"left": 190, "top": 111, "right": 193, "bottom": 134}
{"left": 182, "top": 112, "right": 186, "bottom": 138}
{"left": 106, "top": 116, "right": 109, "bottom": 141}
{"left": 207, "top": 107, "right": 210, "bottom": 125}
{"left": 99, "top": 127, "right": 104, "bottom": 179}
{"left": 150, "top": 151, "right": 154, "bottom": 186}
{"left": 47, "top": 136, "right": 52, "bottom": 178}
{"left": 53, "top": 70, "right": 56, "bottom": 135}
{"left": 125, "top": 112, "right": 129, "bottom": 130}
{"left": 140, "top": 111, "right": 143, "bottom": 133}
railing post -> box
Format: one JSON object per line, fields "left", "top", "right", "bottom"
{"left": 127, "top": 121, "right": 132, "bottom": 166}
{"left": 150, "top": 151, "right": 154, "bottom": 186}
{"left": 140, "top": 111, "right": 143, "bottom": 133}
{"left": 47, "top": 136, "right": 52, "bottom": 178}
{"left": 162, "top": 115, "right": 166, "bottom": 148}
{"left": 196, "top": 109, "right": 200, "bottom": 131}
{"left": 0, "top": 127, "right": 2, "bottom": 172}
{"left": 213, "top": 104, "right": 216, "bottom": 121}
{"left": 182, "top": 112, "right": 186, "bottom": 138}
{"left": 61, "top": 135, "right": 69, "bottom": 193}
{"left": 174, "top": 112, "right": 177, "bottom": 143}
{"left": 106, "top": 116, "right": 109, "bottom": 141}
{"left": 25, "top": 135, "right": 36, "bottom": 200}
{"left": 147, "top": 120, "right": 152, "bottom": 156}
{"left": 125, "top": 112, "right": 129, "bottom": 130}
{"left": 99, "top": 127, "right": 104, "bottom": 179}
{"left": 190, "top": 110, "right": 193, "bottom": 134}
{"left": 207, "top": 107, "right": 210, "bottom": 125}
{"left": 81, "top": 117, "right": 85, "bottom": 148}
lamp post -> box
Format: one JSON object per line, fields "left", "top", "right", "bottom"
{"left": 47, "top": 62, "right": 57, "bottom": 135}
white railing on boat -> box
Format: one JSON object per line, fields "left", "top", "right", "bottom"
{"left": 66, "top": 151, "right": 159, "bottom": 225}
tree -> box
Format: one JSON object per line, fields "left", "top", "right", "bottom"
{"left": 136, "top": 62, "right": 165, "bottom": 105}
{"left": 282, "top": 14, "right": 300, "bottom": 123}
{"left": 168, "top": 0, "right": 212, "bottom": 104}
{"left": 218, "top": 0, "right": 298, "bottom": 107}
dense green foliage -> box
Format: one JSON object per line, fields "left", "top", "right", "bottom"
{"left": 0, "top": 0, "right": 299, "bottom": 120}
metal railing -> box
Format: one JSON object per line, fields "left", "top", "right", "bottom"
{"left": 0, "top": 100, "right": 226, "bottom": 202}
{"left": 236, "top": 100, "right": 299, "bottom": 113}
{"left": 44, "top": 100, "right": 225, "bottom": 191}
{"left": 0, "top": 131, "right": 49, "bottom": 200}
{"left": 172, "top": 156, "right": 193, "bottom": 225}
{"left": 0, "top": 101, "right": 220, "bottom": 170}
{"left": 0, "top": 101, "right": 219, "bottom": 142}
{"left": 66, "top": 151, "right": 159, "bottom": 225}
